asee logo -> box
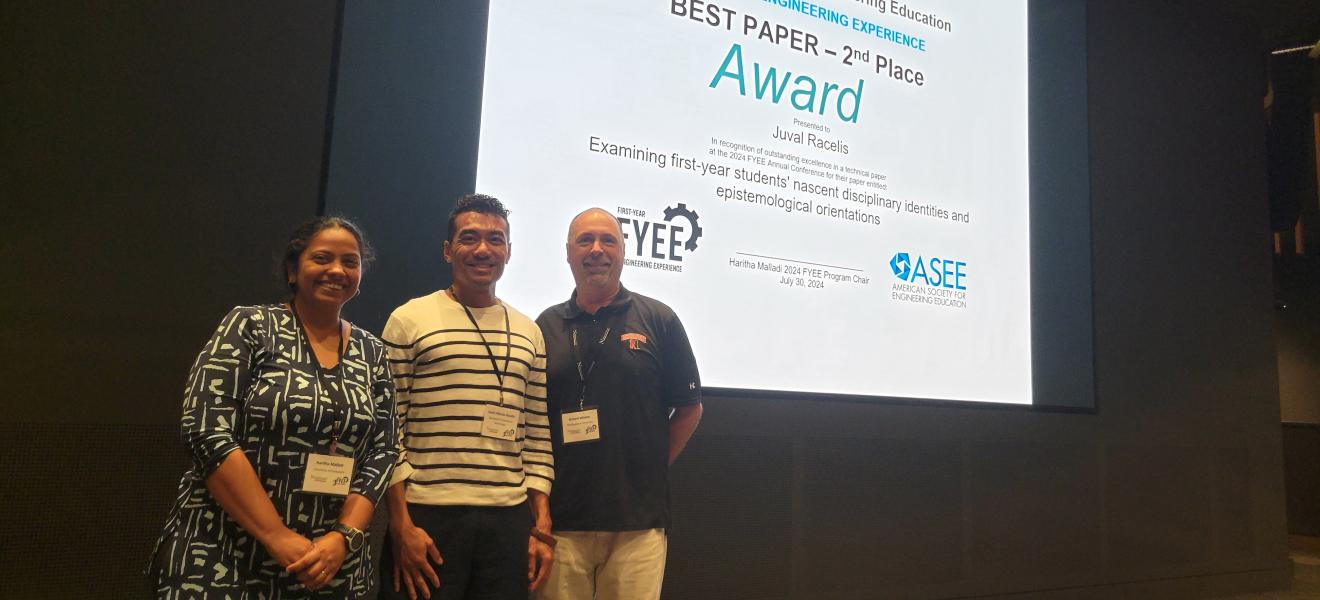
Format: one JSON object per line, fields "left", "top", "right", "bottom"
{"left": 889, "top": 252, "right": 967, "bottom": 290}
{"left": 889, "top": 252, "right": 913, "bottom": 280}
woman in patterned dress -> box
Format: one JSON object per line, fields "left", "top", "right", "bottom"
{"left": 149, "top": 217, "right": 398, "bottom": 599}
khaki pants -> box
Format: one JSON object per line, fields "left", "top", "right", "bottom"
{"left": 535, "top": 529, "right": 667, "bottom": 600}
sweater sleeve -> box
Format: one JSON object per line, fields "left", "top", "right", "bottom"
{"left": 521, "top": 325, "right": 554, "bottom": 496}
{"left": 381, "top": 310, "right": 417, "bottom": 488}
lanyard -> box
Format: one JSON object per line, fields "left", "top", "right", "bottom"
{"left": 289, "top": 304, "right": 348, "bottom": 452}
{"left": 569, "top": 312, "right": 618, "bottom": 411}
{"left": 454, "top": 291, "right": 512, "bottom": 406}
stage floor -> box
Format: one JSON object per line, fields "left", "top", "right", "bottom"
{"left": 1216, "top": 537, "right": 1320, "bottom": 599}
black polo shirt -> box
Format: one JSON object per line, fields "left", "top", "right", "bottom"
{"left": 536, "top": 286, "right": 701, "bottom": 531}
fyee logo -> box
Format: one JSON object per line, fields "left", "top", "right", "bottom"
{"left": 889, "top": 252, "right": 967, "bottom": 290}
{"left": 617, "top": 203, "right": 703, "bottom": 263}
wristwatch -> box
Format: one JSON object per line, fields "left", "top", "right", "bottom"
{"left": 332, "top": 523, "right": 366, "bottom": 552}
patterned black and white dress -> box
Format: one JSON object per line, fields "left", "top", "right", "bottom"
{"left": 150, "top": 305, "right": 398, "bottom": 599}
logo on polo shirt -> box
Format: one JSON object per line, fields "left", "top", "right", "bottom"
{"left": 620, "top": 332, "right": 648, "bottom": 350}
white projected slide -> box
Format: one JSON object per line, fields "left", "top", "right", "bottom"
{"left": 476, "top": 0, "right": 1031, "bottom": 404}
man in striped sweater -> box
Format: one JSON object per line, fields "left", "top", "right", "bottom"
{"left": 379, "top": 194, "right": 555, "bottom": 600}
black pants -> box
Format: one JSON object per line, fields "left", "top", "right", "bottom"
{"left": 379, "top": 503, "right": 530, "bottom": 600}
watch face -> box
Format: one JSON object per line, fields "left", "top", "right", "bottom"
{"left": 336, "top": 525, "right": 364, "bottom": 552}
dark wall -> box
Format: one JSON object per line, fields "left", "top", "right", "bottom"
{"left": 322, "top": 2, "right": 489, "bottom": 329}
{"left": 2, "top": 3, "right": 336, "bottom": 598}
{"left": 3, "top": 3, "right": 336, "bottom": 425}
{"left": 1284, "top": 423, "right": 1320, "bottom": 536}
{"left": 1278, "top": 257, "right": 1320, "bottom": 424}
{"left": 325, "top": 1, "right": 1287, "bottom": 598}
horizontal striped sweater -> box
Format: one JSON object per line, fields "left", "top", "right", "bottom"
{"left": 382, "top": 290, "right": 552, "bottom": 506}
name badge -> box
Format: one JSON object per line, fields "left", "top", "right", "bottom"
{"left": 302, "top": 453, "right": 354, "bottom": 496}
{"left": 561, "top": 408, "right": 601, "bottom": 444}
{"left": 482, "top": 404, "right": 520, "bottom": 441}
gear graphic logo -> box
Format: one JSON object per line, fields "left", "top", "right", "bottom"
{"left": 889, "top": 252, "right": 912, "bottom": 280}
{"left": 662, "top": 203, "right": 703, "bottom": 252}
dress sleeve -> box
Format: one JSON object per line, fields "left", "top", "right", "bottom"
{"left": 522, "top": 326, "right": 554, "bottom": 496}
{"left": 350, "top": 337, "right": 399, "bottom": 504}
{"left": 180, "top": 307, "right": 263, "bottom": 478}
{"left": 381, "top": 311, "right": 416, "bottom": 487}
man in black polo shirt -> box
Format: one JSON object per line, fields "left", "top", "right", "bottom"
{"left": 534, "top": 207, "right": 703, "bottom": 600}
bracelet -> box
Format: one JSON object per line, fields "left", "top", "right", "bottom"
{"left": 529, "top": 528, "right": 557, "bottom": 548}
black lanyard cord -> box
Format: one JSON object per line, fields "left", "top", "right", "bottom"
{"left": 570, "top": 313, "right": 617, "bottom": 411}
{"left": 289, "top": 303, "right": 349, "bottom": 450}
{"left": 456, "top": 294, "right": 513, "bottom": 406}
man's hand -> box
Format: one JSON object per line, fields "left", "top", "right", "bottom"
{"left": 286, "top": 532, "right": 348, "bottom": 590}
{"left": 527, "top": 535, "right": 554, "bottom": 591}
{"left": 391, "top": 524, "right": 443, "bottom": 600}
